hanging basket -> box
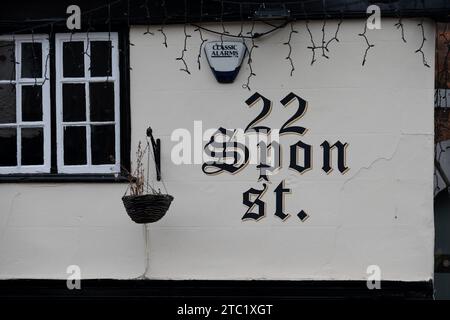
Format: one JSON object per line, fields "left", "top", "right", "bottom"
{"left": 122, "top": 194, "right": 174, "bottom": 224}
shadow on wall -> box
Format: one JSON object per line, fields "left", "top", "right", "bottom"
{"left": 435, "top": 190, "right": 450, "bottom": 300}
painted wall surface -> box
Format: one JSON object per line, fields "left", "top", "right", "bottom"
{"left": 0, "top": 19, "right": 435, "bottom": 281}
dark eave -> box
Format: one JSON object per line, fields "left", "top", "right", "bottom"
{"left": 0, "top": 0, "right": 449, "bottom": 34}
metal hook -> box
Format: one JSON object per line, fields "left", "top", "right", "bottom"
{"left": 146, "top": 126, "right": 161, "bottom": 181}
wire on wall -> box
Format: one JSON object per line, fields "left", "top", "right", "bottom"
{"left": 242, "top": 20, "right": 258, "bottom": 90}
{"left": 321, "top": 19, "right": 329, "bottom": 59}
{"left": 300, "top": 1, "right": 318, "bottom": 66}
{"left": 157, "top": 0, "right": 168, "bottom": 47}
{"left": 30, "top": 30, "right": 39, "bottom": 86}
{"left": 176, "top": 0, "right": 191, "bottom": 74}
{"left": 284, "top": 21, "right": 298, "bottom": 76}
{"left": 42, "top": 23, "right": 53, "bottom": 86}
{"left": 325, "top": 16, "right": 342, "bottom": 53}
{"left": 320, "top": 1, "right": 329, "bottom": 59}
{"left": 142, "top": 0, "right": 154, "bottom": 35}
{"left": 238, "top": 3, "right": 244, "bottom": 37}
{"left": 220, "top": 0, "right": 230, "bottom": 45}
{"left": 83, "top": 13, "right": 93, "bottom": 58}
{"left": 126, "top": 0, "right": 135, "bottom": 47}
{"left": 415, "top": 19, "right": 430, "bottom": 68}
{"left": 394, "top": 16, "right": 407, "bottom": 43}
{"left": 194, "top": 0, "right": 208, "bottom": 70}
{"left": 358, "top": 22, "right": 374, "bottom": 66}
{"left": 0, "top": 0, "right": 440, "bottom": 88}
{"left": 305, "top": 20, "right": 318, "bottom": 65}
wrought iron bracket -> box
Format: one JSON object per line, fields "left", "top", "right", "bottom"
{"left": 146, "top": 126, "right": 161, "bottom": 181}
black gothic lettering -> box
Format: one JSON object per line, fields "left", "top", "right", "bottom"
{"left": 242, "top": 183, "right": 267, "bottom": 221}
{"left": 257, "top": 140, "right": 281, "bottom": 182}
{"left": 244, "top": 92, "right": 272, "bottom": 134}
{"left": 321, "top": 140, "right": 349, "bottom": 174}
{"left": 297, "top": 210, "right": 309, "bottom": 222}
{"left": 202, "top": 127, "right": 249, "bottom": 175}
{"left": 273, "top": 180, "right": 290, "bottom": 220}
{"left": 279, "top": 92, "right": 307, "bottom": 135}
{"left": 289, "top": 140, "right": 312, "bottom": 174}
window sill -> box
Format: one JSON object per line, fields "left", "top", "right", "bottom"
{"left": 0, "top": 173, "right": 129, "bottom": 183}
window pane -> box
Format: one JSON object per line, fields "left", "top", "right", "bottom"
{"left": 64, "top": 126, "right": 86, "bottom": 165}
{"left": 90, "top": 82, "right": 114, "bottom": 121}
{"left": 21, "top": 127, "right": 43, "bottom": 165}
{"left": 63, "top": 83, "right": 86, "bottom": 122}
{"left": 90, "top": 41, "right": 112, "bottom": 77}
{"left": 91, "top": 125, "right": 115, "bottom": 164}
{"left": 22, "top": 85, "right": 42, "bottom": 121}
{"left": 0, "top": 128, "right": 17, "bottom": 166}
{"left": 0, "top": 84, "right": 16, "bottom": 123}
{"left": 21, "top": 43, "right": 42, "bottom": 78}
{"left": 0, "top": 41, "right": 15, "bottom": 80}
{"left": 63, "top": 41, "right": 84, "bottom": 77}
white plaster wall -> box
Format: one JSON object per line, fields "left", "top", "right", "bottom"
{"left": 0, "top": 19, "right": 435, "bottom": 280}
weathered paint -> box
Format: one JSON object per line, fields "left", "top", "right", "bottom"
{"left": 0, "top": 19, "right": 435, "bottom": 281}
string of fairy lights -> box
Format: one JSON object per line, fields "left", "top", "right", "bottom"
{"left": 142, "top": 0, "right": 154, "bottom": 35}
{"left": 416, "top": 19, "right": 430, "bottom": 68}
{"left": 243, "top": 20, "right": 258, "bottom": 90}
{"left": 194, "top": 0, "right": 208, "bottom": 70}
{"left": 325, "top": 17, "right": 342, "bottom": 52}
{"left": 0, "top": 0, "right": 449, "bottom": 192}
{"left": 284, "top": 21, "right": 298, "bottom": 76}
{"left": 0, "top": 0, "right": 440, "bottom": 82}
{"left": 394, "top": 17, "right": 407, "bottom": 43}
{"left": 358, "top": 22, "right": 374, "bottom": 66}
{"left": 176, "top": 0, "right": 191, "bottom": 74}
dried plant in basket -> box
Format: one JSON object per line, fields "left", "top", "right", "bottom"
{"left": 122, "top": 141, "right": 174, "bottom": 224}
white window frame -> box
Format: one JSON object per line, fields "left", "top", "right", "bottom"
{"left": 55, "top": 33, "right": 120, "bottom": 174}
{"left": 0, "top": 34, "right": 51, "bottom": 174}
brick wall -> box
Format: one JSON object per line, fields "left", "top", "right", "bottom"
{"left": 436, "top": 108, "right": 450, "bottom": 142}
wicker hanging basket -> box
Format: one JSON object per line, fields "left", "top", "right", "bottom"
{"left": 122, "top": 193, "right": 174, "bottom": 224}
{"left": 123, "top": 129, "right": 174, "bottom": 224}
